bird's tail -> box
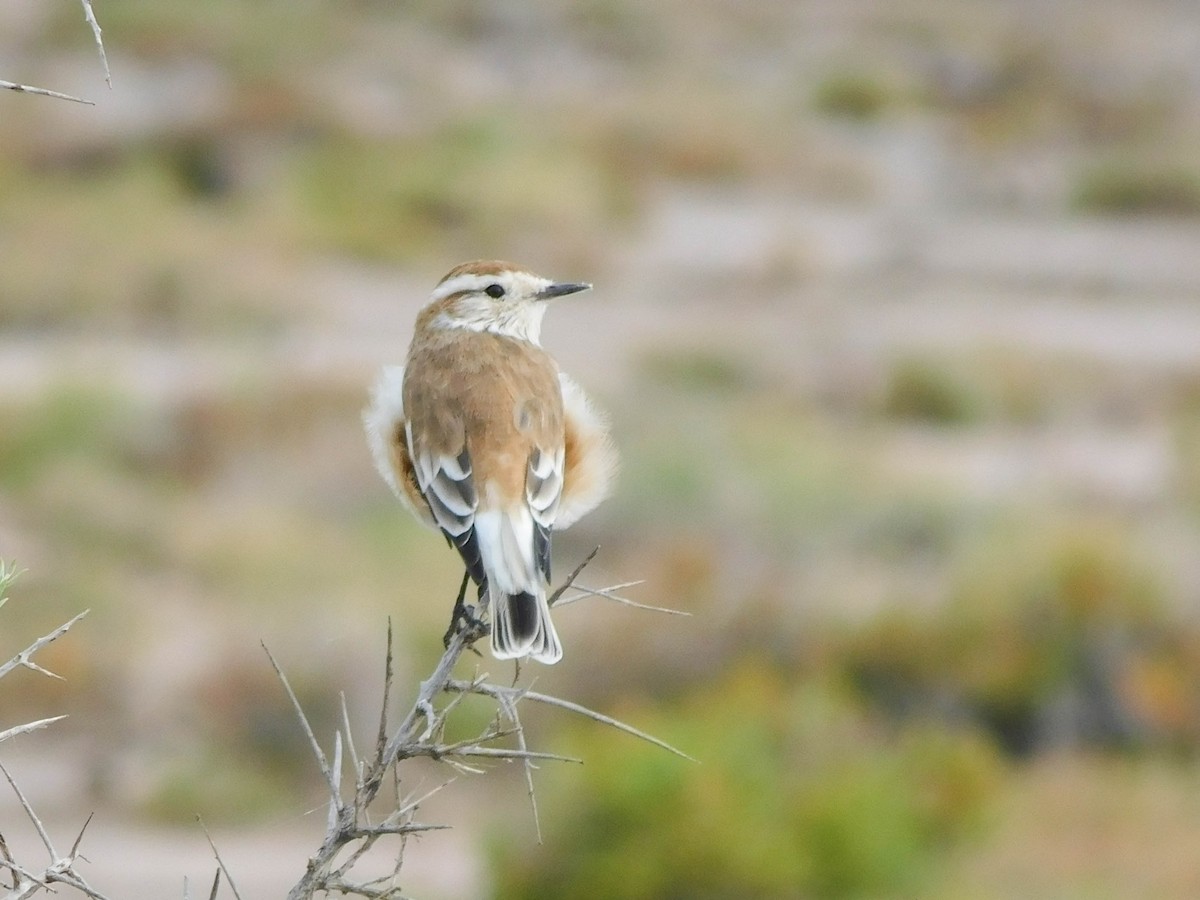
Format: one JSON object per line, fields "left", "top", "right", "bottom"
{"left": 490, "top": 587, "right": 562, "bottom": 664}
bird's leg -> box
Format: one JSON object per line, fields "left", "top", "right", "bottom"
{"left": 442, "top": 570, "right": 490, "bottom": 650}
{"left": 441, "top": 570, "right": 471, "bottom": 649}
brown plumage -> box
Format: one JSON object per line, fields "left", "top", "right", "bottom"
{"left": 365, "top": 260, "right": 617, "bottom": 663}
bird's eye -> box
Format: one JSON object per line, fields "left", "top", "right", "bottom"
{"left": 484, "top": 283, "right": 505, "bottom": 299}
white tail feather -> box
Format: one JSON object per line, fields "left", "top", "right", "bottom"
{"left": 490, "top": 586, "right": 562, "bottom": 664}
{"left": 475, "top": 507, "right": 562, "bottom": 663}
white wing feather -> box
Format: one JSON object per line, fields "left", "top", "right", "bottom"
{"left": 556, "top": 372, "right": 618, "bottom": 528}
{"left": 409, "top": 428, "right": 476, "bottom": 538}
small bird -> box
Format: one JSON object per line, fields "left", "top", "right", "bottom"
{"left": 364, "top": 260, "right": 618, "bottom": 664}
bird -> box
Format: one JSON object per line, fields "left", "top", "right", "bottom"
{"left": 364, "top": 260, "right": 618, "bottom": 664}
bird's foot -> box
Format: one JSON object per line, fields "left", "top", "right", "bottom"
{"left": 442, "top": 604, "right": 490, "bottom": 652}
{"left": 442, "top": 574, "right": 491, "bottom": 652}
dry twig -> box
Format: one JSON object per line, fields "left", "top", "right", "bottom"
{"left": 0, "top": 79, "right": 94, "bottom": 104}
{"left": 2, "top": 0, "right": 109, "bottom": 103}
{"left": 0, "top": 567, "right": 107, "bottom": 899}
{"left": 0, "top": 755, "right": 110, "bottom": 899}
{"left": 197, "top": 818, "right": 244, "bottom": 900}
{"left": 0, "top": 716, "right": 67, "bottom": 746}
{"left": 0, "top": 610, "right": 89, "bottom": 682}
{"left": 77, "top": 0, "right": 111, "bottom": 87}
{"left": 271, "top": 549, "right": 688, "bottom": 899}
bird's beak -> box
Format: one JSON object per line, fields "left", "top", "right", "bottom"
{"left": 537, "top": 281, "right": 592, "bottom": 301}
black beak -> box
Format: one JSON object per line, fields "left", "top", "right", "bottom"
{"left": 537, "top": 281, "right": 591, "bottom": 301}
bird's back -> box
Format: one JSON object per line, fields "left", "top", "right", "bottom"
{"left": 403, "top": 329, "right": 563, "bottom": 505}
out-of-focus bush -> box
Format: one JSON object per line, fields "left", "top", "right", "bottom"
{"left": 880, "top": 357, "right": 984, "bottom": 427}
{"left": 846, "top": 521, "right": 1200, "bottom": 754}
{"left": 1071, "top": 161, "right": 1200, "bottom": 217}
{"left": 140, "top": 651, "right": 343, "bottom": 824}
{"left": 638, "top": 348, "right": 760, "bottom": 396}
{"left": 292, "top": 118, "right": 635, "bottom": 263}
{"left": 0, "top": 389, "right": 136, "bottom": 491}
{"left": 875, "top": 350, "right": 1161, "bottom": 429}
{"left": 491, "top": 664, "right": 1002, "bottom": 899}
{"left": 813, "top": 72, "right": 895, "bottom": 121}
{"left": 1173, "top": 376, "right": 1200, "bottom": 515}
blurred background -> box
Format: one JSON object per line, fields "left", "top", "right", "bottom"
{"left": 3, "top": 0, "right": 1200, "bottom": 896}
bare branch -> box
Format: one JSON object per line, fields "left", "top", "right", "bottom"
{"left": 347, "top": 823, "right": 449, "bottom": 838}
{"left": 328, "top": 732, "right": 344, "bottom": 832}
{"left": 0, "top": 573, "right": 109, "bottom": 900}
{"left": 319, "top": 878, "right": 416, "bottom": 900}
{"left": 197, "top": 818, "right": 243, "bottom": 900}
{"left": 2, "top": 0, "right": 108, "bottom": 103}
{"left": 554, "top": 578, "right": 646, "bottom": 604}
{"left": 0, "top": 760, "right": 58, "bottom": 861}
{"left": 0, "top": 716, "right": 67, "bottom": 746}
{"left": 0, "top": 763, "right": 111, "bottom": 899}
{"left": 1, "top": 857, "right": 54, "bottom": 899}
{"left": 77, "top": 0, "right": 111, "bottom": 88}
{"left": 283, "top": 547, "right": 688, "bottom": 898}
{"left": 377, "top": 623, "right": 481, "bottom": 770}
{"left": 437, "top": 745, "right": 582, "bottom": 764}
{"left": 262, "top": 642, "right": 342, "bottom": 808}
{"left": 388, "top": 778, "right": 455, "bottom": 826}
{"left": 0, "top": 80, "right": 94, "bottom": 105}
{"left": 558, "top": 581, "right": 689, "bottom": 616}
{"left": 42, "top": 870, "right": 112, "bottom": 900}
{"left": 547, "top": 546, "right": 599, "bottom": 607}
{"left": 66, "top": 814, "right": 94, "bottom": 861}
{"left": 0, "top": 611, "right": 90, "bottom": 681}
{"left": 373, "top": 619, "right": 395, "bottom": 764}
{"left": 497, "top": 691, "right": 543, "bottom": 842}
{"left": 447, "top": 680, "right": 696, "bottom": 762}
{"left": 339, "top": 691, "right": 361, "bottom": 788}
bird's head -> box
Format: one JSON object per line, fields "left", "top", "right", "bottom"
{"left": 418, "top": 260, "right": 591, "bottom": 345}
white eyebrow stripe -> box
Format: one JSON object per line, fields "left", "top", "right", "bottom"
{"left": 431, "top": 273, "right": 499, "bottom": 301}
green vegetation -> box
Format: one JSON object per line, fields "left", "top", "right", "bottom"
{"left": 290, "top": 118, "right": 635, "bottom": 263}
{"left": 6, "top": 2, "right": 1200, "bottom": 895}
{"left": 814, "top": 72, "right": 894, "bottom": 121}
{"left": 47, "top": 0, "right": 357, "bottom": 75}
{"left": 874, "top": 350, "right": 1139, "bottom": 428}
{"left": 638, "top": 348, "right": 759, "bottom": 395}
{"left": 881, "top": 357, "right": 984, "bottom": 426}
{"left": 1071, "top": 161, "right": 1200, "bottom": 217}
{"left": 0, "top": 150, "right": 289, "bottom": 334}
{"left": 493, "top": 665, "right": 1002, "bottom": 899}
{"left": 846, "top": 520, "right": 1194, "bottom": 754}
{"left": 143, "top": 753, "right": 303, "bottom": 824}
{"left": 1173, "top": 378, "right": 1200, "bottom": 514}
{"left": 0, "top": 388, "right": 135, "bottom": 490}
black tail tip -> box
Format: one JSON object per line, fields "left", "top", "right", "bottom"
{"left": 491, "top": 589, "right": 563, "bottom": 664}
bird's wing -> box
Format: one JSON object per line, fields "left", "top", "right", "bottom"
{"left": 408, "top": 424, "right": 485, "bottom": 586}
{"left": 556, "top": 372, "right": 618, "bottom": 529}
{"left": 526, "top": 444, "right": 565, "bottom": 582}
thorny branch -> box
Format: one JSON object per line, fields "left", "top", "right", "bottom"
{"left": 0, "top": 566, "right": 107, "bottom": 898}
{"left": 0, "top": 762, "right": 110, "bottom": 900}
{"left": 2, "top": 0, "right": 109, "bottom": 104}
{"left": 197, "top": 818, "right": 244, "bottom": 900}
{"left": 0, "top": 611, "right": 90, "bottom": 683}
{"left": 269, "top": 548, "right": 691, "bottom": 899}
{"left": 0, "top": 80, "right": 93, "bottom": 105}
{"left": 78, "top": 0, "right": 111, "bottom": 88}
